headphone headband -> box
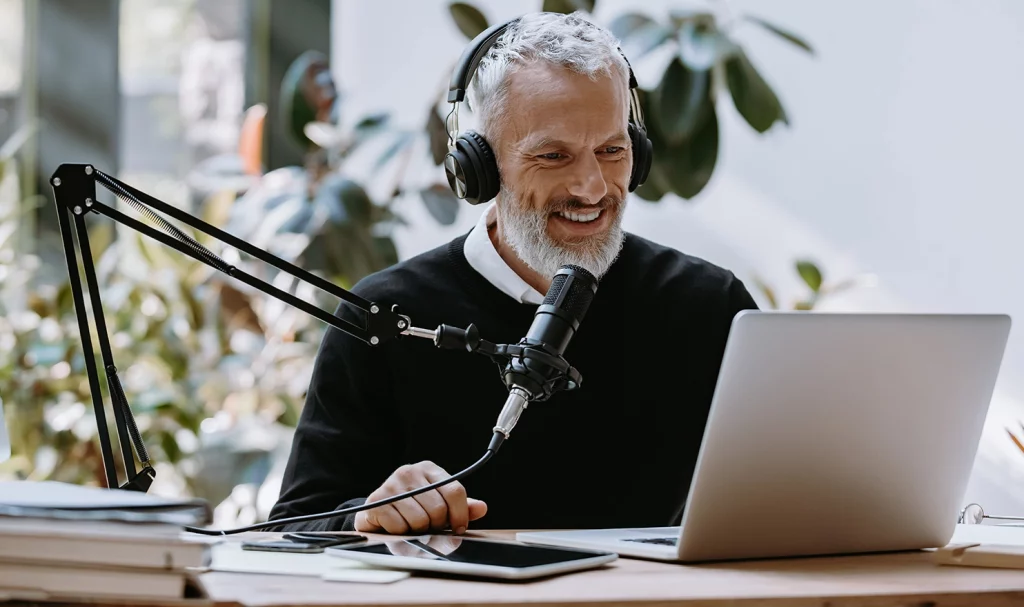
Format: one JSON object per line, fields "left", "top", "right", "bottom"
{"left": 448, "top": 20, "right": 513, "bottom": 103}
{"left": 447, "top": 16, "right": 641, "bottom": 104}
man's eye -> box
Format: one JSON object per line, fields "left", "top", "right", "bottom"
{"left": 602, "top": 146, "right": 624, "bottom": 154}
{"left": 538, "top": 153, "right": 564, "bottom": 160}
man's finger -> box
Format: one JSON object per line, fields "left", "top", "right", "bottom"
{"left": 467, "top": 497, "right": 488, "bottom": 522}
{"left": 385, "top": 482, "right": 432, "bottom": 533}
{"left": 365, "top": 502, "right": 411, "bottom": 535}
{"left": 405, "top": 474, "right": 450, "bottom": 531}
{"left": 356, "top": 491, "right": 386, "bottom": 532}
{"left": 426, "top": 535, "right": 464, "bottom": 555}
{"left": 426, "top": 470, "right": 469, "bottom": 533}
{"left": 383, "top": 539, "right": 419, "bottom": 557}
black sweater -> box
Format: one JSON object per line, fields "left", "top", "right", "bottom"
{"left": 268, "top": 232, "right": 758, "bottom": 531}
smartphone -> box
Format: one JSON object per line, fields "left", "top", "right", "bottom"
{"left": 282, "top": 532, "right": 367, "bottom": 548}
{"left": 241, "top": 539, "right": 325, "bottom": 553}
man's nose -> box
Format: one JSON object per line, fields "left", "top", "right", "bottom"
{"left": 565, "top": 153, "right": 608, "bottom": 205}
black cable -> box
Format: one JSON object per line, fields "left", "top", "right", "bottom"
{"left": 183, "top": 432, "right": 505, "bottom": 536}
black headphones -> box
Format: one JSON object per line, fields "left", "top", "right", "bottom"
{"left": 443, "top": 16, "right": 654, "bottom": 205}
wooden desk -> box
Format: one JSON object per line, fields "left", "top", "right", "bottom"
{"left": 190, "top": 530, "right": 1024, "bottom": 607}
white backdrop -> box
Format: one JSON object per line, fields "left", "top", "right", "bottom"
{"left": 332, "top": 0, "right": 1024, "bottom": 514}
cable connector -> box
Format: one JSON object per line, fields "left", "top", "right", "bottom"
{"left": 493, "top": 386, "right": 530, "bottom": 444}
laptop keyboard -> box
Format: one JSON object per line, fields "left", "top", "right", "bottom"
{"left": 622, "top": 537, "right": 678, "bottom": 546}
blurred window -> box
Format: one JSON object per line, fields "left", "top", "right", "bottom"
{"left": 0, "top": 0, "right": 22, "bottom": 95}
{"left": 119, "top": 0, "right": 246, "bottom": 209}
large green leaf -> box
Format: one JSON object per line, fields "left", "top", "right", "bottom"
{"left": 543, "top": 0, "right": 595, "bottom": 14}
{"left": 310, "top": 223, "right": 380, "bottom": 285}
{"left": 337, "top": 179, "right": 373, "bottom": 226}
{"left": 667, "top": 9, "right": 713, "bottom": 30}
{"left": 677, "top": 19, "right": 736, "bottom": 71}
{"left": 796, "top": 260, "right": 823, "bottom": 292}
{"left": 349, "top": 112, "right": 393, "bottom": 151}
{"left": 631, "top": 89, "right": 667, "bottom": 202}
{"left": 744, "top": 15, "right": 814, "bottom": 54}
{"left": 279, "top": 51, "right": 329, "bottom": 148}
{"left": 370, "top": 204, "right": 408, "bottom": 227}
{"left": 751, "top": 276, "right": 779, "bottom": 310}
{"left": 355, "top": 113, "right": 390, "bottom": 131}
{"left": 638, "top": 84, "right": 719, "bottom": 200}
{"left": 354, "top": 112, "right": 391, "bottom": 144}
{"left": 653, "top": 103, "right": 720, "bottom": 200}
{"left": 449, "top": 3, "right": 489, "bottom": 40}
{"left": 426, "top": 105, "right": 449, "bottom": 166}
{"left": 178, "top": 281, "right": 204, "bottom": 330}
{"left": 654, "top": 57, "right": 712, "bottom": 143}
{"left": 725, "top": 48, "right": 788, "bottom": 133}
{"left": 374, "top": 236, "right": 399, "bottom": 267}
{"left": 608, "top": 12, "right": 653, "bottom": 40}
{"left": 633, "top": 164, "right": 666, "bottom": 202}
{"left": 620, "top": 21, "right": 673, "bottom": 58}
{"left": 420, "top": 184, "right": 460, "bottom": 225}
{"left": 372, "top": 131, "right": 416, "bottom": 173}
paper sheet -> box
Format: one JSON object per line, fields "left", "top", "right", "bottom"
{"left": 209, "top": 542, "right": 408, "bottom": 584}
{"left": 948, "top": 523, "right": 1024, "bottom": 546}
{"left": 0, "top": 481, "right": 210, "bottom": 526}
{"left": 322, "top": 569, "right": 410, "bottom": 584}
{"left": 0, "top": 481, "right": 203, "bottom": 509}
{"left": 210, "top": 542, "right": 370, "bottom": 576}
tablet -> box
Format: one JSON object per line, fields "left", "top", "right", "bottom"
{"left": 328, "top": 535, "right": 617, "bottom": 580}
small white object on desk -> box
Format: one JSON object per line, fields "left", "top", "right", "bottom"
{"left": 0, "top": 396, "right": 9, "bottom": 463}
{"left": 934, "top": 524, "right": 1024, "bottom": 570}
{"left": 947, "top": 523, "right": 1024, "bottom": 546}
{"left": 209, "top": 542, "right": 408, "bottom": 584}
{"left": 321, "top": 569, "right": 410, "bottom": 584}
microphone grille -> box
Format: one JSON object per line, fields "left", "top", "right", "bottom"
{"left": 543, "top": 265, "right": 598, "bottom": 322}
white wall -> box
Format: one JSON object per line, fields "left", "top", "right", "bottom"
{"left": 333, "top": 0, "right": 1024, "bottom": 513}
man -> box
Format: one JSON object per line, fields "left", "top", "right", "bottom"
{"left": 269, "top": 12, "right": 758, "bottom": 535}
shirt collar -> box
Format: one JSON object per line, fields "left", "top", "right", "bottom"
{"left": 463, "top": 203, "right": 545, "bottom": 305}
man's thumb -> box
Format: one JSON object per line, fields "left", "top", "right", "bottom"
{"left": 467, "top": 498, "right": 488, "bottom": 521}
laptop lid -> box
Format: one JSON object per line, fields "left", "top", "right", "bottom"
{"left": 676, "top": 311, "right": 1011, "bottom": 562}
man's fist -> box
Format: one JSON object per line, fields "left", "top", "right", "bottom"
{"left": 354, "top": 461, "right": 487, "bottom": 535}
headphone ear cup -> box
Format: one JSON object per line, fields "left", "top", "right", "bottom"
{"left": 628, "top": 123, "right": 653, "bottom": 192}
{"left": 443, "top": 130, "right": 500, "bottom": 205}
{"left": 464, "top": 131, "right": 500, "bottom": 204}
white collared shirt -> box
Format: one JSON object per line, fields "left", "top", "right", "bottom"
{"left": 463, "top": 203, "right": 545, "bottom": 305}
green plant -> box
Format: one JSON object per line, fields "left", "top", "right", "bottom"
{"left": 0, "top": 115, "right": 337, "bottom": 501}
{"left": 443, "top": 0, "right": 812, "bottom": 202}
{"left": 0, "top": 194, "right": 327, "bottom": 495}
{"left": 222, "top": 52, "right": 460, "bottom": 292}
{"left": 752, "top": 259, "right": 873, "bottom": 311}
{"left": 1007, "top": 424, "right": 1024, "bottom": 457}
{"left": 0, "top": 51, "right": 463, "bottom": 503}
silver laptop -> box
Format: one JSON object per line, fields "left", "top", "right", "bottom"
{"left": 517, "top": 311, "right": 1011, "bottom": 562}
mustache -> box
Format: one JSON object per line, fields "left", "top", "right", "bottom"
{"left": 546, "top": 195, "right": 623, "bottom": 214}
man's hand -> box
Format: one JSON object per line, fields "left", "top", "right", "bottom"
{"left": 354, "top": 461, "right": 487, "bottom": 535}
{"left": 383, "top": 535, "right": 464, "bottom": 558}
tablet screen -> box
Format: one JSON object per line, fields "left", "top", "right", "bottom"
{"left": 341, "top": 537, "right": 606, "bottom": 569}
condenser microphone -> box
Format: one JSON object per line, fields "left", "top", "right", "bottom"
{"left": 492, "top": 264, "right": 598, "bottom": 443}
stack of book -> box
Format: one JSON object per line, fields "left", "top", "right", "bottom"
{"left": 0, "top": 480, "right": 213, "bottom": 602}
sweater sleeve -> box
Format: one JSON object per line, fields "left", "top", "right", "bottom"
{"left": 267, "top": 300, "right": 405, "bottom": 531}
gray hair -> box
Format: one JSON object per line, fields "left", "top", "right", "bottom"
{"left": 466, "top": 11, "right": 631, "bottom": 145}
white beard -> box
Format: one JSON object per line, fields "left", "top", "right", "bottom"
{"left": 495, "top": 189, "right": 625, "bottom": 280}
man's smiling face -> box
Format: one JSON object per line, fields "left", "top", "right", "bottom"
{"left": 491, "top": 61, "right": 631, "bottom": 280}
